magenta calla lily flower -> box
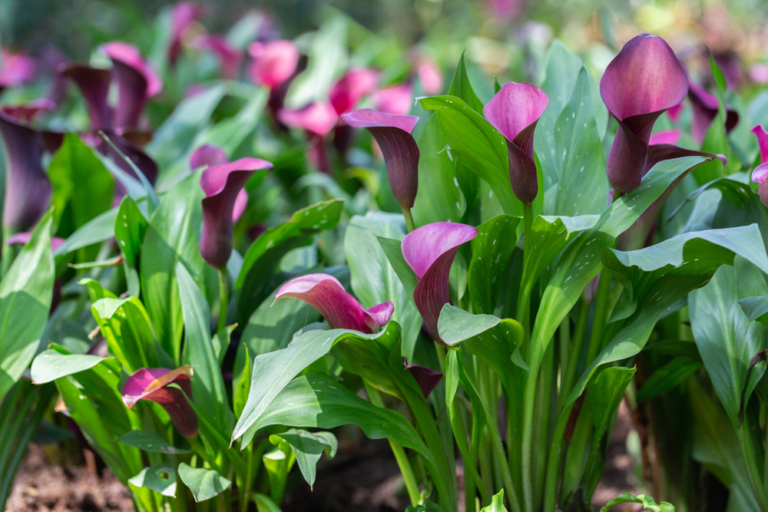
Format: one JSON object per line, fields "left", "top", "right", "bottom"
{"left": 0, "top": 50, "right": 36, "bottom": 92}
{"left": 342, "top": 109, "right": 420, "bottom": 210}
{"left": 372, "top": 83, "right": 414, "bottom": 116}
{"left": 190, "top": 144, "right": 249, "bottom": 222}
{"left": 6, "top": 232, "right": 65, "bottom": 251}
{"left": 402, "top": 222, "right": 478, "bottom": 345}
{"left": 751, "top": 125, "right": 768, "bottom": 206}
{"left": 122, "top": 366, "right": 198, "bottom": 438}
{"left": 329, "top": 69, "right": 379, "bottom": 116}
{"left": 666, "top": 103, "right": 684, "bottom": 123}
{"left": 196, "top": 35, "right": 241, "bottom": 79}
{"left": 486, "top": 0, "right": 524, "bottom": 21}
{"left": 750, "top": 64, "right": 768, "bottom": 85}
{"left": 62, "top": 65, "right": 113, "bottom": 130}
{"left": 1, "top": 99, "right": 55, "bottom": 124}
{"left": 404, "top": 362, "right": 443, "bottom": 398}
{"left": 248, "top": 40, "right": 299, "bottom": 90}
{"left": 416, "top": 58, "right": 443, "bottom": 95}
{"left": 275, "top": 273, "right": 394, "bottom": 334}
{"left": 0, "top": 111, "right": 52, "bottom": 234}
{"left": 600, "top": 34, "right": 688, "bottom": 195}
{"left": 648, "top": 129, "right": 681, "bottom": 146}
{"left": 278, "top": 103, "right": 339, "bottom": 137}
{"left": 102, "top": 42, "right": 162, "bottom": 129}
{"left": 200, "top": 158, "right": 273, "bottom": 269}
{"left": 169, "top": 2, "right": 203, "bottom": 65}
{"left": 483, "top": 82, "right": 549, "bottom": 205}
{"left": 688, "top": 82, "right": 739, "bottom": 145}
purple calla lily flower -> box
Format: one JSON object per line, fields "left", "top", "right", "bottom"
{"left": 751, "top": 125, "right": 768, "bottom": 206}
{"left": 279, "top": 103, "right": 339, "bottom": 174}
{"left": 666, "top": 103, "right": 684, "bottom": 123}
{"left": 342, "top": 109, "right": 420, "bottom": 210}
{"left": 169, "top": 2, "right": 203, "bottom": 65}
{"left": 483, "top": 82, "right": 549, "bottom": 204}
{"left": 402, "top": 222, "right": 478, "bottom": 345}
{"left": 248, "top": 40, "right": 299, "bottom": 90}
{"left": 415, "top": 57, "right": 443, "bottom": 95}
{"left": 372, "top": 83, "right": 414, "bottom": 116}
{"left": 200, "top": 158, "right": 273, "bottom": 269}
{"left": 0, "top": 49, "right": 36, "bottom": 93}
{"left": 62, "top": 64, "right": 113, "bottom": 130}
{"left": 275, "top": 273, "right": 394, "bottom": 334}
{"left": 2, "top": 99, "right": 55, "bottom": 124}
{"left": 190, "top": 144, "right": 249, "bottom": 222}
{"left": 6, "top": 232, "right": 65, "bottom": 251}
{"left": 329, "top": 69, "right": 379, "bottom": 116}
{"left": 101, "top": 42, "right": 162, "bottom": 129}
{"left": 688, "top": 82, "right": 739, "bottom": 145}
{"left": 122, "top": 366, "right": 198, "bottom": 438}
{"left": 404, "top": 362, "right": 443, "bottom": 398}
{"left": 648, "top": 129, "right": 681, "bottom": 146}
{"left": 600, "top": 34, "right": 688, "bottom": 195}
{"left": 196, "top": 35, "right": 241, "bottom": 79}
{"left": 0, "top": 111, "right": 52, "bottom": 235}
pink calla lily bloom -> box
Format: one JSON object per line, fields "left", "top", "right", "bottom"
{"left": 196, "top": 35, "right": 241, "bottom": 79}
{"left": 372, "top": 83, "right": 414, "bottom": 116}
{"left": 248, "top": 40, "right": 300, "bottom": 90}
{"left": 329, "top": 69, "right": 379, "bottom": 115}
{"left": 190, "top": 144, "right": 249, "bottom": 222}
{"left": 751, "top": 125, "right": 768, "bottom": 206}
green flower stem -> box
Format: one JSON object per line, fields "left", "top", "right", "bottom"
{"left": 560, "top": 404, "right": 592, "bottom": 501}
{"left": 402, "top": 205, "right": 417, "bottom": 232}
{"left": 449, "top": 394, "right": 489, "bottom": 504}
{"left": 559, "top": 316, "right": 571, "bottom": 386}
{"left": 533, "top": 343, "right": 554, "bottom": 509}
{"left": 516, "top": 203, "right": 535, "bottom": 346}
{"left": 543, "top": 400, "right": 577, "bottom": 512}
{"left": 217, "top": 268, "right": 228, "bottom": 333}
{"left": 586, "top": 269, "right": 612, "bottom": 364}
{"left": 562, "top": 300, "right": 589, "bottom": 402}
{"left": 478, "top": 427, "right": 494, "bottom": 503}
{"left": 365, "top": 382, "right": 421, "bottom": 507}
{"left": 481, "top": 379, "right": 521, "bottom": 512}
{"left": 737, "top": 422, "right": 768, "bottom": 511}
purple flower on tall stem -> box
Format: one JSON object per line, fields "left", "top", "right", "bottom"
{"left": 122, "top": 366, "right": 198, "bottom": 438}
{"left": 329, "top": 69, "right": 379, "bottom": 116}
{"left": 600, "top": 34, "right": 688, "bottom": 195}
{"left": 195, "top": 35, "right": 241, "bottom": 79}
{"left": 0, "top": 111, "right": 52, "bottom": 235}
{"left": 189, "top": 145, "right": 248, "bottom": 222}
{"left": 688, "top": 82, "right": 739, "bottom": 145}
{"left": 169, "top": 2, "right": 203, "bottom": 66}
{"left": 751, "top": 125, "right": 768, "bottom": 207}
{"left": 278, "top": 103, "right": 339, "bottom": 174}
{"left": 200, "top": 158, "right": 273, "bottom": 269}
{"left": 342, "top": 109, "right": 420, "bottom": 223}
{"left": 404, "top": 362, "right": 443, "bottom": 398}
{"left": 401, "top": 222, "right": 477, "bottom": 345}
{"left": 483, "top": 82, "right": 549, "bottom": 204}
{"left": 62, "top": 64, "right": 113, "bottom": 130}
{"left": 275, "top": 273, "right": 394, "bottom": 334}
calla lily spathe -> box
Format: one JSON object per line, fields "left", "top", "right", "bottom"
{"left": 190, "top": 145, "right": 249, "bottom": 222}
{"left": 329, "top": 69, "right": 379, "bottom": 115}
{"left": 752, "top": 125, "right": 768, "bottom": 206}
{"left": 372, "top": 83, "right": 414, "bottom": 116}
{"left": 248, "top": 40, "right": 299, "bottom": 90}
{"left": 688, "top": 81, "right": 739, "bottom": 145}
{"left": 275, "top": 273, "right": 394, "bottom": 334}
{"left": 0, "top": 49, "right": 36, "bottom": 93}
{"left": 169, "top": 2, "right": 203, "bottom": 65}
{"left": 196, "top": 35, "right": 241, "bottom": 79}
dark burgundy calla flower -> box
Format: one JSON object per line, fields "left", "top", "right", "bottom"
{"left": 0, "top": 111, "right": 51, "bottom": 234}
{"left": 600, "top": 34, "right": 688, "bottom": 195}
{"left": 42, "top": 47, "right": 69, "bottom": 105}
{"left": 329, "top": 69, "right": 379, "bottom": 116}
{"left": 189, "top": 144, "right": 248, "bottom": 221}
{"left": 169, "top": 2, "right": 203, "bottom": 65}
{"left": 196, "top": 35, "right": 241, "bottom": 79}
{"left": 122, "top": 366, "right": 198, "bottom": 438}
{"left": 96, "top": 131, "right": 159, "bottom": 185}
{"left": 102, "top": 42, "right": 162, "bottom": 129}
{"left": 0, "top": 49, "right": 36, "bottom": 93}
{"left": 276, "top": 273, "right": 394, "bottom": 334}
{"left": 751, "top": 125, "right": 768, "bottom": 207}
{"left": 62, "top": 64, "right": 113, "bottom": 130}
{"left": 1, "top": 99, "right": 55, "bottom": 123}
{"left": 342, "top": 109, "right": 420, "bottom": 210}
{"left": 483, "top": 82, "right": 549, "bottom": 204}
{"left": 404, "top": 362, "right": 443, "bottom": 398}
{"left": 402, "top": 222, "right": 477, "bottom": 345}
{"left": 713, "top": 51, "right": 742, "bottom": 90}
{"left": 372, "top": 83, "right": 414, "bottom": 116}
{"left": 688, "top": 82, "right": 739, "bottom": 145}
{"left": 248, "top": 40, "right": 299, "bottom": 90}
{"left": 200, "top": 158, "right": 273, "bottom": 269}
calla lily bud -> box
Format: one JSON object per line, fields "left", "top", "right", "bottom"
{"left": 402, "top": 222, "right": 477, "bottom": 345}
{"left": 200, "top": 158, "right": 273, "bottom": 269}
{"left": 372, "top": 83, "right": 414, "bottom": 116}
{"left": 329, "top": 69, "right": 379, "bottom": 115}
{"left": 62, "top": 64, "right": 113, "bottom": 130}
{"left": 169, "top": 2, "right": 203, "bottom": 65}
{"left": 196, "top": 35, "right": 241, "bottom": 79}
{"left": 275, "top": 273, "right": 394, "bottom": 334}
{"left": 484, "top": 82, "right": 549, "bottom": 204}
{"left": 752, "top": 125, "right": 768, "bottom": 207}
{"left": 688, "top": 82, "right": 739, "bottom": 145}
{"left": 404, "top": 362, "right": 443, "bottom": 398}
{"left": 248, "top": 40, "right": 299, "bottom": 90}
{"left": 342, "top": 109, "right": 420, "bottom": 210}
{"left": 0, "top": 111, "right": 52, "bottom": 234}
{"left": 600, "top": 34, "right": 688, "bottom": 195}
{"left": 190, "top": 145, "right": 248, "bottom": 222}
{"left": 122, "top": 366, "right": 198, "bottom": 438}
{"left": 101, "top": 42, "right": 163, "bottom": 129}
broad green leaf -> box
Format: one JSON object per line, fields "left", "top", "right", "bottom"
{"left": 586, "top": 366, "right": 635, "bottom": 439}
{"left": 233, "top": 322, "right": 401, "bottom": 444}
{"left": 129, "top": 463, "right": 177, "bottom": 497}
{"left": 0, "top": 212, "right": 54, "bottom": 399}
{"left": 141, "top": 170, "right": 206, "bottom": 359}
{"left": 690, "top": 258, "right": 768, "bottom": 427}
{"left": 636, "top": 357, "right": 702, "bottom": 403}
{"left": 234, "top": 345, "right": 251, "bottom": 419}
{"left": 420, "top": 95, "right": 521, "bottom": 216}
{"left": 481, "top": 490, "right": 508, "bottom": 512}
{"left": 91, "top": 296, "right": 157, "bottom": 374}
{"left": 739, "top": 296, "right": 768, "bottom": 327}
{"left": 236, "top": 199, "right": 344, "bottom": 322}
{"left": 270, "top": 429, "right": 337, "bottom": 488}
{"left": 411, "top": 114, "right": 466, "bottom": 226}
{"left": 53, "top": 208, "right": 117, "bottom": 259}
{"left": 118, "top": 431, "right": 190, "bottom": 454}
{"left": 447, "top": 50, "right": 484, "bottom": 113}
{"left": 253, "top": 493, "right": 282, "bottom": 512}
{"left": 177, "top": 261, "right": 233, "bottom": 436}
{"left": 177, "top": 463, "right": 231, "bottom": 502}
{"left": 345, "top": 213, "right": 421, "bottom": 359}
{"left": 114, "top": 196, "right": 148, "bottom": 296}
{"left": 262, "top": 440, "right": 293, "bottom": 503}
{"left": 467, "top": 215, "right": 520, "bottom": 315}
{"left": 376, "top": 236, "right": 418, "bottom": 298}
{"left": 438, "top": 305, "right": 524, "bottom": 396}
{"left": 30, "top": 350, "right": 103, "bottom": 384}
{"left": 599, "top": 493, "right": 673, "bottom": 512}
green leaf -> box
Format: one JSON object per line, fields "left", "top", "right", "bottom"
{"left": 419, "top": 95, "right": 521, "bottom": 216}
{"left": 480, "top": 490, "right": 508, "bottom": 512}
{"left": 0, "top": 212, "right": 54, "bottom": 399}
{"left": 270, "top": 429, "right": 337, "bottom": 488}
{"left": 468, "top": 215, "right": 520, "bottom": 315}
{"left": 114, "top": 196, "right": 148, "bottom": 296}
{"left": 177, "top": 261, "right": 233, "bottom": 436}
{"left": 447, "top": 50, "right": 484, "bottom": 113}
{"left": 253, "top": 493, "right": 282, "bottom": 512}
{"left": 636, "top": 357, "right": 702, "bottom": 403}
{"left": 90, "top": 296, "right": 157, "bottom": 374}
{"left": 30, "top": 350, "right": 103, "bottom": 384}
{"left": 376, "top": 236, "right": 418, "bottom": 298}
{"left": 587, "top": 366, "right": 635, "bottom": 440}
{"left": 128, "top": 463, "right": 177, "bottom": 497}
{"left": 600, "top": 493, "right": 673, "bottom": 512}
{"left": 234, "top": 345, "right": 251, "bottom": 419}
{"left": 177, "top": 463, "right": 231, "bottom": 502}
{"left": 236, "top": 199, "right": 344, "bottom": 322}
{"left": 53, "top": 208, "right": 117, "bottom": 259}
{"left": 411, "top": 114, "right": 466, "bottom": 226}
{"left": 345, "top": 213, "right": 421, "bottom": 359}
{"left": 738, "top": 295, "right": 768, "bottom": 327}
{"left": 118, "top": 431, "right": 190, "bottom": 454}
{"left": 141, "top": 170, "right": 206, "bottom": 360}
